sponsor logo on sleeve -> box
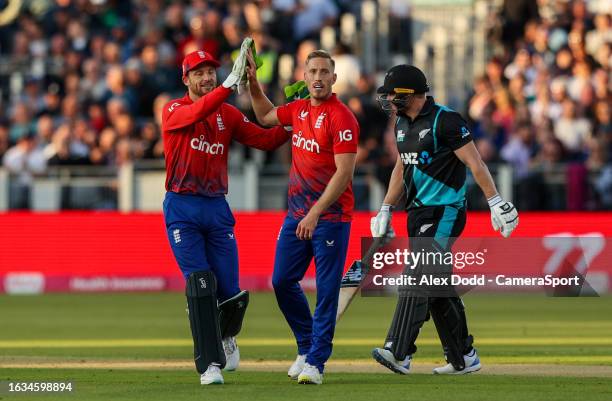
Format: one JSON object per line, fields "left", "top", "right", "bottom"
{"left": 167, "top": 102, "right": 181, "bottom": 113}
{"left": 338, "top": 129, "right": 353, "bottom": 142}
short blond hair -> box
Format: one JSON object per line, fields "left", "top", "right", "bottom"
{"left": 305, "top": 50, "right": 335, "bottom": 68}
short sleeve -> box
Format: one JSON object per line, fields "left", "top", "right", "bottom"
{"left": 276, "top": 101, "right": 298, "bottom": 126}
{"left": 331, "top": 108, "right": 359, "bottom": 154}
{"left": 440, "top": 111, "right": 473, "bottom": 150}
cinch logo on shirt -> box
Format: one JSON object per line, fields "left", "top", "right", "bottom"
{"left": 292, "top": 130, "right": 320, "bottom": 153}
{"left": 191, "top": 135, "right": 225, "bottom": 154}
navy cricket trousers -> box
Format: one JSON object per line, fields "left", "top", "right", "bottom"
{"left": 272, "top": 215, "right": 351, "bottom": 373}
{"left": 163, "top": 192, "right": 240, "bottom": 302}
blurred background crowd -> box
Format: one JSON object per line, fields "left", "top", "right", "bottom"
{"left": 0, "top": 0, "right": 610, "bottom": 210}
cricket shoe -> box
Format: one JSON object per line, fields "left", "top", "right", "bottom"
{"left": 372, "top": 348, "right": 411, "bottom": 374}
{"left": 288, "top": 354, "right": 307, "bottom": 379}
{"left": 200, "top": 364, "right": 224, "bottom": 385}
{"left": 433, "top": 349, "right": 481, "bottom": 375}
{"left": 222, "top": 336, "right": 239, "bottom": 371}
{"left": 297, "top": 363, "right": 323, "bottom": 385}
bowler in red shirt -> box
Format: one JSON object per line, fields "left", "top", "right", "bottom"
{"left": 247, "top": 49, "right": 359, "bottom": 384}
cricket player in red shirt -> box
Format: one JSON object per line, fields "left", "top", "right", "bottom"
{"left": 162, "top": 39, "right": 290, "bottom": 385}
{"left": 246, "top": 49, "right": 359, "bottom": 384}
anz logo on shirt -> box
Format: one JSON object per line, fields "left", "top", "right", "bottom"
{"left": 191, "top": 135, "right": 224, "bottom": 155}
{"left": 400, "top": 151, "right": 432, "bottom": 165}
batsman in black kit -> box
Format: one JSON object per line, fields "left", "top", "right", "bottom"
{"left": 370, "top": 65, "right": 519, "bottom": 374}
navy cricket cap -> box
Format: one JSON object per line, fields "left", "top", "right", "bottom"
{"left": 377, "top": 65, "right": 429, "bottom": 95}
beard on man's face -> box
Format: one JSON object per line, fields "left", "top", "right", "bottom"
{"left": 188, "top": 76, "right": 216, "bottom": 97}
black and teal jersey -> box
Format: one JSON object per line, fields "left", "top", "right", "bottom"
{"left": 395, "top": 97, "right": 473, "bottom": 210}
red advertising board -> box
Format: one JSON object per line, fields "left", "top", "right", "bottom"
{"left": 1, "top": 212, "right": 611, "bottom": 293}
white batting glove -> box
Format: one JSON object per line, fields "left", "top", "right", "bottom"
{"left": 488, "top": 194, "right": 519, "bottom": 238}
{"left": 222, "top": 37, "right": 252, "bottom": 93}
{"left": 370, "top": 204, "right": 396, "bottom": 238}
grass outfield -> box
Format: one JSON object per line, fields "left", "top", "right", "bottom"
{"left": 1, "top": 292, "right": 611, "bottom": 400}
{"left": 1, "top": 370, "right": 611, "bottom": 401}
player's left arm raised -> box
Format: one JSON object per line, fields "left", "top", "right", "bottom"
{"left": 443, "top": 113, "right": 519, "bottom": 238}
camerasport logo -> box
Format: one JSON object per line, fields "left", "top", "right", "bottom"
{"left": 191, "top": 135, "right": 224, "bottom": 154}
{"left": 292, "top": 130, "right": 320, "bottom": 153}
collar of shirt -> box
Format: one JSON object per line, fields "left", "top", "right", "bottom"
{"left": 398, "top": 96, "right": 435, "bottom": 123}
{"left": 309, "top": 93, "right": 339, "bottom": 107}
{"left": 181, "top": 92, "right": 193, "bottom": 104}
{"left": 418, "top": 96, "right": 435, "bottom": 116}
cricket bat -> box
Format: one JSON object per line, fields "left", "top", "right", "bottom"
{"left": 336, "top": 236, "right": 388, "bottom": 322}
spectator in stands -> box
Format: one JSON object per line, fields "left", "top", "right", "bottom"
{"left": 501, "top": 123, "right": 537, "bottom": 178}
{"left": 8, "top": 103, "right": 34, "bottom": 144}
{"left": 2, "top": 132, "right": 47, "bottom": 207}
{"left": 530, "top": 85, "right": 562, "bottom": 127}
{"left": 19, "top": 78, "right": 47, "bottom": 117}
{"left": 46, "top": 124, "right": 90, "bottom": 166}
{"left": 0, "top": 124, "right": 9, "bottom": 163}
{"left": 90, "top": 127, "right": 117, "bottom": 166}
{"left": 499, "top": 0, "right": 540, "bottom": 47}
{"left": 35, "top": 114, "right": 55, "bottom": 150}
{"left": 491, "top": 88, "right": 515, "bottom": 138}
{"left": 124, "top": 58, "right": 158, "bottom": 118}
{"left": 0, "top": 0, "right": 608, "bottom": 211}
{"left": 293, "top": 0, "right": 339, "bottom": 42}
{"left": 332, "top": 43, "right": 361, "bottom": 99}
{"left": 80, "top": 58, "right": 107, "bottom": 103}
{"left": 593, "top": 101, "right": 612, "bottom": 139}
{"left": 554, "top": 98, "right": 592, "bottom": 158}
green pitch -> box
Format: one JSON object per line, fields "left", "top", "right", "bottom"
{"left": 1, "top": 292, "right": 611, "bottom": 400}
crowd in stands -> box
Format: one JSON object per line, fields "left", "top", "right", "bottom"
{"left": 0, "top": 1, "right": 380, "bottom": 176}
{"left": 0, "top": 0, "right": 609, "bottom": 209}
{"left": 469, "top": 0, "right": 611, "bottom": 209}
